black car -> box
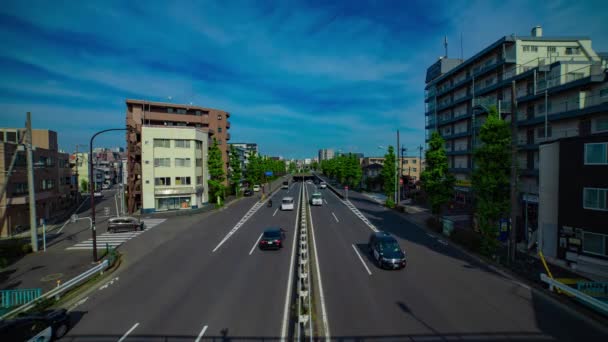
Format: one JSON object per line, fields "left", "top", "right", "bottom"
{"left": 259, "top": 227, "right": 286, "bottom": 250}
{"left": 244, "top": 189, "right": 253, "bottom": 196}
{"left": 0, "top": 309, "right": 70, "bottom": 341}
{"left": 368, "top": 231, "right": 407, "bottom": 269}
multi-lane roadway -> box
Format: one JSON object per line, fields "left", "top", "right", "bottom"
{"left": 60, "top": 178, "right": 608, "bottom": 341}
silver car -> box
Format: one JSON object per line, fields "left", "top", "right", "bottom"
{"left": 108, "top": 216, "right": 144, "bottom": 233}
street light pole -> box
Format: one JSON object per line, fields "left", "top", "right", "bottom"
{"left": 90, "top": 128, "right": 127, "bottom": 262}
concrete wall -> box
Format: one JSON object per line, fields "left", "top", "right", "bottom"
{"left": 539, "top": 142, "right": 560, "bottom": 257}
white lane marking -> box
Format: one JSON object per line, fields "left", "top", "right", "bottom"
{"left": 307, "top": 185, "right": 331, "bottom": 339}
{"left": 427, "top": 233, "right": 435, "bottom": 238}
{"left": 351, "top": 244, "right": 373, "bottom": 276}
{"left": 324, "top": 199, "right": 328, "bottom": 204}
{"left": 118, "top": 322, "right": 139, "bottom": 342}
{"left": 249, "top": 233, "right": 263, "bottom": 255}
{"left": 68, "top": 296, "right": 88, "bottom": 311}
{"left": 273, "top": 208, "right": 279, "bottom": 217}
{"left": 281, "top": 184, "right": 303, "bottom": 340}
{"left": 195, "top": 325, "right": 208, "bottom": 342}
{"left": 331, "top": 212, "right": 339, "bottom": 223}
{"left": 212, "top": 201, "right": 265, "bottom": 252}
{"left": 437, "top": 239, "right": 448, "bottom": 245}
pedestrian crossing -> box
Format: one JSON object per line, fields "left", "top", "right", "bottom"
{"left": 66, "top": 218, "right": 166, "bottom": 250}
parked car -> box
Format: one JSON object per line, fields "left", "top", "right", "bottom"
{"left": 258, "top": 227, "right": 286, "bottom": 250}
{"left": 253, "top": 185, "right": 261, "bottom": 192}
{"left": 368, "top": 231, "right": 407, "bottom": 269}
{"left": 94, "top": 191, "right": 103, "bottom": 198}
{"left": 281, "top": 197, "right": 295, "bottom": 211}
{"left": 0, "top": 309, "right": 70, "bottom": 341}
{"left": 310, "top": 192, "right": 323, "bottom": 206}
{"left": 108, "top": 216, "right": 144, "bottom": 233}
{"left": 282, "top": 181, "right": 289, "bottom": 189}
{"left": 319, "top": 182, "right": 327, "bottom": 189}
{"left": 244, "top": 189, "right": 253, "bottom": 196}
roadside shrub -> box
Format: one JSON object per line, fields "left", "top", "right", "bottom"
{"left": 426, "top": 217, "right": 442, "bottom": 232}
{"left": 0, "top": 240, "right": 31, "bottom": 258}
{"left": 21, "top": 243, "right": 32, "bottom": 254}
{"left": 450, "top": 228, "right": 482, "bottom": 253}
{"left": 385, "top": 198, "right": 395, "bottom": 208}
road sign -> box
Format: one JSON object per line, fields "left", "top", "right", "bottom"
{"left": 265, "top": 171, "right": 273, "bottom": 177}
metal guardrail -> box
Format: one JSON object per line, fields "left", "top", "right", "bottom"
{"left": 1, "top": 288, "right": 41, "bottom": 309}
{"left": 296, "top": 184, "right": 312, "bottom": 340}
{"left": 540, "top": 273, "right": 608, "bottom": 316}
{"left": 1, "top": 259, "right": 109, "bottom": 319}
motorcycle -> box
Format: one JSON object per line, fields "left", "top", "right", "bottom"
{"left": 267, "top": 199, "right": 273, "bottom": 207}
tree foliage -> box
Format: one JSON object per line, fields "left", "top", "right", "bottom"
{"left": 208, "top": 138, "right": 226, "bottom": 204}
{"left": 244, "top": 152, "right": 286, "bottom": 186}
{"left": 472, "top": 106, "right": 511, "bottom": 255}
{"left": 320, "top": 153, "right": 362, "bottom": 188}
{"left": 381, "top": 146, "right": 396, "bottom": 199}
{"left": 229, "top": 145, "right": 243, "bottom": 195}
{"left": 80, "top": 179, "right": 88, "bottom": 192}
{"left": 420, "top": 132, "right": 455, "bottom": 216}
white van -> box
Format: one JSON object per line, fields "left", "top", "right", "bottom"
{"left": 281, "top": 197, "right": 295, "bottom": 211}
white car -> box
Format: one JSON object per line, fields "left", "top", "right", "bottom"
{"left": 253, "top": 185, "right": 261, "bottom": 192}
{"left": 281, "top": 197, "right": 295, "bottom": 210}
{"left": 94, "top": 191, "right": 103, "bottom": 198}
{"left": 310, "top": 192, "right": 323, "bottom": 206}
{"left": 320, "top": 182, "right": 327, "bottom": 189}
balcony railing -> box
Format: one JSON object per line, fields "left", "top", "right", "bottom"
{"left": 517, "top": 92, "right": 608, "bottom": 122}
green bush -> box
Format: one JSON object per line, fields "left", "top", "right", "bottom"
{"left": 385, "top": 198, "right": 395, "bottom": 208}
{"left": 450, "top": 229, "right": 482, "bottom": 253}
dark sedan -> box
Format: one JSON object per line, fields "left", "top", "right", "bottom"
{"left": 244, "top": 189, "right": 253, "bottom": 196}
{"left": 259, "top": 227, "right": 286, "bottom": 250}
{"left": 369, "top": 231, "right": 407, "bottom": 269}
{"left": 0, "top": 309, "right": 70, "bottom": 341}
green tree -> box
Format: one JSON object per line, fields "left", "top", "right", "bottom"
{"left": 246, "top": 152, "right": 263, "bottom": 185}
{"left": 229, "top": 145, "right": 242, "bottom": 195}
{"left": 288, "top": 161, "right": 297, "bottom": 174}
{"left": 80, "top": 179, "right": 88, "bottom": 192}
{"left": 420, "top": 132, "right": 455, "bottom": 216}
{"left": 381, "top": 146, "right": 396, "bottom": 200}
{"left": 472, "top": 106, "right": 511, "bottom": 255}
{"left": 208, "top": 139, "right": 226, "bottom": 205}
{"left": 311, "top": 161, "right": 319, "bottom": 171}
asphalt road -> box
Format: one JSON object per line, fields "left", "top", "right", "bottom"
{"left": 62, "top": 181, "right": 302, "bottom": 341}
{"left": 307, "top": 176, "right": 608, "bottom": 341}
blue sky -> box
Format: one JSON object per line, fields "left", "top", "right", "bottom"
{"left": 1, "top": 0, "right": 607, "bottom": 159}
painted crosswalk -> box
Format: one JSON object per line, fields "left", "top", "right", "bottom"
{"left": 66, "top": 218, "right": 166, "bottom": 250}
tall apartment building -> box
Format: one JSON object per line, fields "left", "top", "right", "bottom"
{"left": 424, "top": 26, "right": 608, "bottom": 242}
{"left": 228, "top": 142, "right": 258, "bottom": 171}
{"left": 0, "top": 129, "right": 74, "bottom": 237}
{"left": 318, "top": 149, "right": 334, "bottom": 161}
{"left": 126, "top": 99, "right": 230, "bottom": 213}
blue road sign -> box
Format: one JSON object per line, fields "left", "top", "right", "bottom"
{"left": 265, "top": 171, "right": 273, "bottom": 177}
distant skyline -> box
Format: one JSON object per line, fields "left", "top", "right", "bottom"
{"left": 1, "top": 1, "right": 607, "bottom": 159}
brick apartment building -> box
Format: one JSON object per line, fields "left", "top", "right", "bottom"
{"left": 125, "top": 100, "right": 230, "bottom": 213}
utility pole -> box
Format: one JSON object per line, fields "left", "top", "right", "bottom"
{"left": 510, "top": 81, "right": 519, "bottom": 262}
{"left": 397, "top": 130, "right": 400, "bottom": 202}
{"left": 26, "top": 112, "right": 39, "bottom": 252}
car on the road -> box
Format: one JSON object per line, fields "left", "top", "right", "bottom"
{"left": 0, "top": 309, "right": 70, "bottom": 341}
{"left": 310, "top": 192, "right": 323, "bottom": 206}
{"left": 281, "top": 197, "right": 295, "bottom": 210}
{"left": 108, "top": 216, "right": 144, "bottom": 233}
{"left": 102, "top": 183, "right": 111, "bottom": 190}
{"left": 368, "top": 231, "right": 407, "bottom": 269}
{"left": 258, "top": 227, "right": 286, "bottom": 250}
{"left": 306, "top": 179, "right": 313, "bottom": 184}
{"left": 319, "top": 182, "right": 327, "bottom": 189}
{"left": 253, "top": 185, "right": 261, "bottom": 192}
{"left": 94, "top": 191, "right": 103, "bottom": 198}
{"left": 282, "top": 181, "right": 289, "bottom": 189}
{"left": 243, "top": 189, "right": 253, "bottom": 196}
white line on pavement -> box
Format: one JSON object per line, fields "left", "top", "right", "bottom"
{"left": 352, "top": 244, "right": 373, "bottom": 275}
{"left": 118, "top": 323, "right": 139, "bottom": 342}
{"left": 212, "top": 201, "right": 265, "bottom": 252}
{"left": 331, "top": 212, "right": 339, "bottom": 223}
{"left": 308, "top": 185, "right": 331, "bottom": 339}
{"left": 195, "top": 325, "right": 208, "bottom": 342}
{"left": 249, "top": 233, "right": 263, "bottom": 255}
{"left": 427, "top": 233, "right": 435, "bottom": 238}
{"left": 324, "top": 199, "right": 328, "bottom": 204}
{"left": 273, "top": 208, "right": 278, "bottom": 217}
{"left": 437, "top": 239, "right": 448, "bottom": 245}
{"left": 281, "top": 184, "right": 302, "bottom": 340}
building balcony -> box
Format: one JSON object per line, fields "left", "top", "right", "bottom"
{"left": 443, "top": 131, "right": 471, "bottom": 140}
{"left": 449, "top": 167, "right": 472, "bottom": 174}
{"left": 517, "top": 98, "right": 608, "bottom": 127}
{"left": 226, "top": 120, "right": 231, "bottom": 129}
{"left": 226, "top": 133, "right": 231, "bottom": 141}
{"left": 143, "top": 111, "right": 210, "bottom": 125}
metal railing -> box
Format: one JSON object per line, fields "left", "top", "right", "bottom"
{"left": 297, "top": 185, "right": 312, "bottom": 340}
{"left": 540, "top": 273, "right": 608, "bottom": 316}
{"left": 0, "top": 259, "right": 109, "bottom": 319}
{"left": 1, "top": 288, "right": 41, "bottom": 309}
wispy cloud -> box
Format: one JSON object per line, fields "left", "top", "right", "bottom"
{"left": 0, "top": 1, "right": 606, "bottom": 158}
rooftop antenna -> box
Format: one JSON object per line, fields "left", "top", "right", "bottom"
{"left": 444, "top": 35, "right": 448, "bottom": 58}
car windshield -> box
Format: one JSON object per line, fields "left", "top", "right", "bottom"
{"left": 378, "top": 241, "right": 401, "bottom": 253}
{"left": 263, "top": 231, "right": 281, "bottom": 239}
{"left": 312, "top": 194, "right": 322, "bottom": 199}
{"left": 282, "top": 199, "right": 293, "bottom": 204}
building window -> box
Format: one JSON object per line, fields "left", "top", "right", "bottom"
{"left": 594, "top": 117, "right": 608, "bottom": 133}
{"left": 197, "top": 176, "right": 203, "bottom": 185}
{"left": 196, "top": 158, "right": 202, "bottom": 167}
{"left": 175, "top": 177, "right": 191, "bottom": 185}
{"left": 412, "top": 168, "right": 417, "bottom": 172}
{"left": 566, "top": 72, "right": 584, "bottom": 82}
{"left": 584, "top": 143, "right": 608, "bottom": 164}
{"left": 154, "top": 158, "right": 171, "bottom": 167}
{"left": 548, "top": 46, "right": 557, "bottom": 53}
{"left": 217, "top": 114, "right": 223, "bottom": 120}
{"left": 523, "top": 45, "right": 538, "bottom": 52}
{"left": 582, "top": 232, "right": 607, "bottom": 256}
{"left": 412, "top": 159, "right": 417, "bottom": 164}
{"left": 600, "top": 88, "right": 608, "bottom": 98}
{"left": 14, "top": 183, "right": 27, "bottom": 195}
{"left": 217, "top": 139, "right": 222, "bottom": 145}
{"left": 167, "top": 107, "right": 175, "bottom": 113}
{"left": 536, "top": 125, "right": 552, "bottom": 138}
{"left": 42, "top": 179, "right": 55, "bottom": 190}
{"left": 154, "top": 177, "right": 171, "bottom": 186}
{"left": 156, "top": 197, "right": 191, "bottom": 211}
{"left": 175, "top": 158, "right": 191, "bottom": 167}
{"left": 565, "top": 47, "right": 580, "bottom": 55}
{"left": 6, "top": 131, "right": 16, "bottom": 142}
{"left": 176, "top": 109, "right": 186, "bottom": 114}
{"left": 583, "top": 188, "right": 608, "bottom": 211}
{"left": 196, "top": 141, "right": 203, "bottom": 150}
{"left": 154, "top": 139, "right": 171, "bottom": 148}
{"left": 403, "top": 160, "right": 408, "bottom": 164}
{"left": 174, "top": 140, "right": 191, "bottom": 148}
{"left": 218, "top": 127, "right": 222, "bottom": 133}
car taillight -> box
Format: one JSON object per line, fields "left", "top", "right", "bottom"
{"left": 260, "top": 240, "right": 266, "bottom": 244}
{"left": 275, "top": 240, "right": 281, "bottom": 244}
